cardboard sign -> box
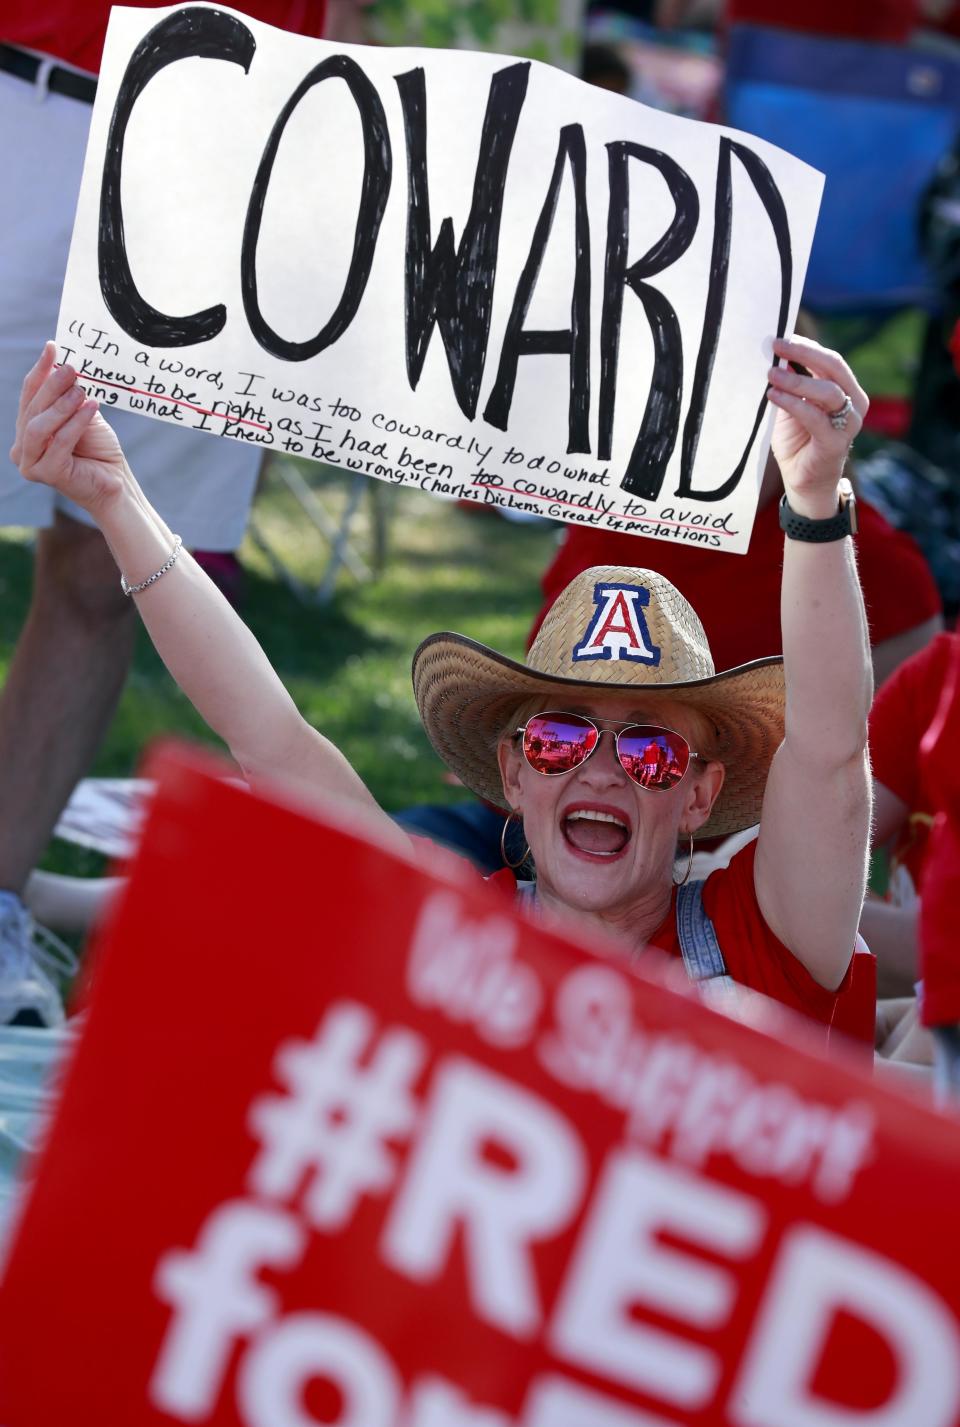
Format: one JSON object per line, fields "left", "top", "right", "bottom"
{"left": 57, "top": 3, "right": 824, "bottom": 553}
{"left": 1, "top": 744, "right": 959, "bottom": 1426}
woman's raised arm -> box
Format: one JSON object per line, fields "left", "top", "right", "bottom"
{"left": 754, "top": 335, "right": 873, "bottom": 989}
{"left": 13, "top": 345, "right": 413, "bottom": 854}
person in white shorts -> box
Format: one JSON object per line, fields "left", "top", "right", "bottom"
{"left": 0, "top": 52, "right": 262, "bottom": 1025}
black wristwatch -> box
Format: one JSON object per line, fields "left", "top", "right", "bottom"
{"left": 779, "top": 478, "right": 858, "bottom": 542}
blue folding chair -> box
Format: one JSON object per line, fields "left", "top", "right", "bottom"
{"left": 723, "top": 24, "right": 960, "bottom": 312}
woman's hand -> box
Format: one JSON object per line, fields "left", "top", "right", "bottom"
{"left": 11, "top": 343, "right": 130, "bottom": 516}
{"left": 766, "top": 335, "right": 868, "bottom": 518}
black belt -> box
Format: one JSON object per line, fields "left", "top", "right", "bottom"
{"left": 0, "top": 44, "right": 97, "bottom": 104}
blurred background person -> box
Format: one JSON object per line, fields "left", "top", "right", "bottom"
{"left": 0, "top": 0, "right": 328, "bottom": 1025}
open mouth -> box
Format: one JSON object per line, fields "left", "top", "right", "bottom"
{"left": 562, "top": 807, "right": 631, "bottom": 858}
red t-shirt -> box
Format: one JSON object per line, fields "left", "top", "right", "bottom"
{"left": 528, "top": 496, "right": 941, "bottom": 671}
{"left": 728, "top": 0, "right": 960, "bottom": 42}
{"left": 490, "top": 839, "right": 870, "bottom": 1046}
{"left": 869, "top": 633, "right": 958, "bottom": 897}
{"left": 646, "top": 839, "right": 865, "bottom": 1039}
{"left": 2, "top": 1, "right": 327, "bottom": 74}
{"left": 919, "top": 635, "right": 960, "bottom": 1026}
{"left": 725, "top": 0, "right": 916, "bottom": 43}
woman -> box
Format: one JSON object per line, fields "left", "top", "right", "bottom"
{"left": 11, "top": 335, "right": 873, "bottom": 1037}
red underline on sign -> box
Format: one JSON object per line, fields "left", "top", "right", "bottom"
{"left": 470, "top": 480, "right": 736, "bottom": 535}
{"left": 76, "top": 376, "right": 271, "bottom": 431}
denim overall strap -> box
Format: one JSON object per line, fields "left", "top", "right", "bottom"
{"left": 515, "top": 880, "right": 540, "bottom": 916}
{"left": 675, "top": 879, "right": 735, "bottom": 989}
{"left": 518, "top": 880, "right": 736, "bottom": 999}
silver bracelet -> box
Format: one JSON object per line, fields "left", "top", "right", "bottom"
{"left": 120, "top": 535, "right": 183, "bottom": 596}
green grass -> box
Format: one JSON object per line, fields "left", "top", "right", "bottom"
{"left": 821, "top": 309, "right": 925, "bottom": 399}
{"left": 0, "top": 467, "right": 559, "bottom": 879}
{"left": 242, "top": 472, "right": 558, "bottom": 807}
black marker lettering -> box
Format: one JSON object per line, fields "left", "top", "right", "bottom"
{"left": 676, "top": 136, "right": 793, "bottom": 501}
{"left": 396, "top": 61, "right": 530, "bottom": 420}
{"left": 599, "top": 144, "right": 698, "bottom": 500}
{"left": 99, "top": 7, "right": 255, "bottom": 345}
{"left": 241, "top": 55, "right": 392, "bottom": 361}
{"left": 484, "top": 123, "right": 591, "bottom": 453}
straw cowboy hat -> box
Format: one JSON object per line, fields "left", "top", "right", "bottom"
{"left": 412, "top": 566, "right": 785, "bottom": 839}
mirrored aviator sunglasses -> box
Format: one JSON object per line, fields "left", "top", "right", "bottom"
{"left": 517, "top": 711, "right": 697, "bottom": 791}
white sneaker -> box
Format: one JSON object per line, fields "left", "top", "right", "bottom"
{"left": 0, "top": 891, "right": 74, "bottom": 1028}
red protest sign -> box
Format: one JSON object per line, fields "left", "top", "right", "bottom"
{"left": 0, "top": 744, "right": 958, "bottom": 1427}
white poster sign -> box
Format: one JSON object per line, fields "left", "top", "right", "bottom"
{"left": 57, "top": 3, "right": 824, "bottom": 553}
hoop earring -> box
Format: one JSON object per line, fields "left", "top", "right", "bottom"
{"left": 673, "top": 831, "right": 695, "bottom": 886}
{"left": 500, "top": 811, "right": 530, "bottom": 871}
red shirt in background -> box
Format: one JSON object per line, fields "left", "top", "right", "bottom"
{"left": 869, "top": 634, "right": 957, "bottom": 899}
{"left": 529, "top": 496, "right": 941, "bottom": 672}
{"left": 725, "top": 0, "right": 916, "bottom": 43}
{"left": 728, "top": 0, "right": 960, "bottom": 44}
{"left": 919, "top": 634, "right": 960, "bottom": 1026}
{"left": 2, "top": 1, "right": 327, "bottom": 74}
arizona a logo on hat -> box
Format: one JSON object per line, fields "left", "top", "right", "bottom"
{"left": 572, "top": 581, "right": 661, "bottom": 666}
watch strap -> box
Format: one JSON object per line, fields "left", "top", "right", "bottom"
{"left": 778, "top": 489, "right": 855, "bottom": 543}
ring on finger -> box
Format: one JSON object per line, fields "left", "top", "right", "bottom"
{"left": 827, "top": 394, "right": 854, "bottom": 430}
